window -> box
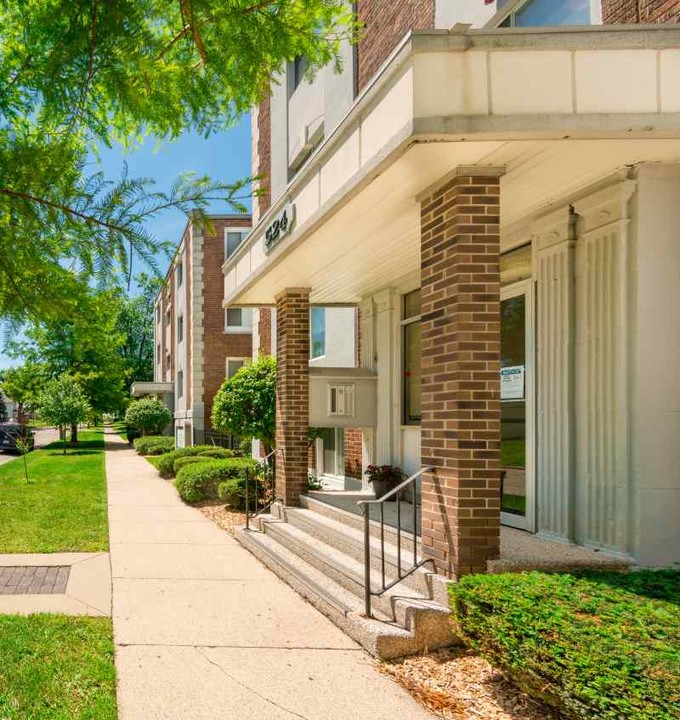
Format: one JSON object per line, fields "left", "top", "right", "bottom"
{"left": 501, "top": 244, "right": 532, "bottom": 287}
{"left": 166, "top": 309, "right": 171, "bottom": 327}
{"left": 292, "top": 55, "right": 308, "bottom": 91}
{"left": 177, "top": 315, "right": 184, "bottom": 343}
{"left": 498, "top": 0, "right": 594, "bottom": 27}
{"left": 225, "top": 229, "right": 249, "bottom": 260}
{"left": 226, "top": 358, "right": 247, "bottom": 379}
{"left": 402, "top": 290, "right": 421, "bottom": 425}
{"left": 156, "top": 343, "right": 161, "bottom": 364}
{"left": 166, "top": 353, "right": 171, "bottom": 373}
{"left": 225, "top": 307, "right": 253, "bottom": 333}
{"left": 177, "top": 370, "right": 183, "bottom": 398}
{"left": 310, "top": 307, "right": 325, "bottom": 359}
{"left": 156, "top": 306, "right": 161, "bottom": 324}
{"left": 176, "top": 261, "right": 183, "bottom": 287}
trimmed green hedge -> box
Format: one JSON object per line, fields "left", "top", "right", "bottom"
{"left": 450, "top": 570, "right": 680, "bottom": 720}
{"left": 197, "top": 447, "right": 236, "bottom": 460}
{"left": 133, "top": 436, "right": 174, "bottom": 456}
{"left": 155, "top": 446, "right": 216, "bottom": 479}
{"left": 174, "top": 458, "right": 258, "bottom": 504}
{"left": 173, "top": 456, "right": 211, "bottom": 474}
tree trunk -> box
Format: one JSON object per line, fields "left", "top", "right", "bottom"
{"left": 70, "top": 423, "right": 78, "bottom": 443}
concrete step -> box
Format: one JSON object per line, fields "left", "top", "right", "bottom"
{"left": 282, "top": 506, "right": 433, "bottom": 596}
{"left": 261, "top": 517, "right": 448, "bottom": 631}
{"left": 237, "top": 525, "right": 455, "bottom": 659}
{"left": 301, "top": 493, "right": 423, "bottom": 553}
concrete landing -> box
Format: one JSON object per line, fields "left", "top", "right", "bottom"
{"left": 105, "top": 430, "right": 432, "bottom": 720}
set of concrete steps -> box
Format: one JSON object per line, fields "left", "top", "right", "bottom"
{"left": 236, "top": 493, "right": 456, "bottom": 659}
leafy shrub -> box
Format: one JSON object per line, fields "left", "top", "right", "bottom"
{"left": 124, "top": 397, "right": 171, "bottom": 436}
{"left": 174, "top": 457, "right": 258, "bottom": 504}
{"left": 198, "top": 447, "right": 235, "bottom": 460}
{"left": 133, "top": 436, "right": 174, "bottom": 456}
{"left": 155, "top": 446, "right": 215, "bottom": 479}
{"left": 450, "top": 570, "right": 680, "bottom": 720}
{"left": 173, "top": 455, "right": 211, "bottom": 474}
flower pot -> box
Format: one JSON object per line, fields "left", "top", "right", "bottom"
{"left": 371, "top": 478, "right": 390, "bottom": 499}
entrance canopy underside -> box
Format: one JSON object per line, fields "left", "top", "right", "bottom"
{"left": 224, "top": 25, "right": 680, "bottom": 307}
{"left": 228, "top": 137, "right": 680, "bottom": 305}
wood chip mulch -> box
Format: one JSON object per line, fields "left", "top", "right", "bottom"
{"left": 380, "top": 646, "right": 562, "bottom": 720}
{"left": 196, "top": 501, "right": 246, "bottom": 536}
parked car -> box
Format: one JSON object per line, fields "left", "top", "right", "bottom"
{"left": 0, "top": 423, "right": 35, "bottom": 453}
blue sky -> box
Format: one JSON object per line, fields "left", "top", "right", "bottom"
{"left": 0, "top": 115, "right": 252, "bottom": 370}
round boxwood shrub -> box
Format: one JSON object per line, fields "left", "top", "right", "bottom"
{"left": 174, "top": 457, "right": 259, "bottom": 504}
{"left": 125, "top": 397, "right": 171, "bottom": 436}
{"left": 197, "top": 447, "right": 235, "bottom": 460}
{"left": 173, "top": 455, "right": 211, "bottom": 474}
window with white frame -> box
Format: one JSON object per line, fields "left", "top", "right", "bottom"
{"left": 226, "top": 357, "right": 247, "bottom": 379}
{"left": 310, "top": 307, "right": 325, "bottom": 359}
{"left": 176, "top": 260, "right": 183, "bottom": 287}
{"left": 224, "top": 228, "right": 250, "bottom": 260}
{"left": 166, "top": 308, "right": 171, "bottom": 326}
{"left": 166, "top": 352, "right": 171, "bottom": 373}
{"left": 402, "top": 290, "right": 421, "bottom": 425}
{"left": 156, "top": 305, "right": 161, "bottom": 324}
{"left": 156, "top": 343, "right": 161, "bottom": 364}
{"left": 225, "top": 306, "right": 253, "bottom": 333}
{"left": 497, "top": 0, "right": 597, "bottom": 27}
{"left": 177, "top": 314, "right": 184, "bottom": 343}
{"left": 177, "top": 370, "right": 183, "bottom": 398}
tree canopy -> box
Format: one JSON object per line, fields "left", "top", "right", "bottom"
{"left": 125, "top": 397, "right": 171, "bottom": 436}
{"left": 38, "top": 376, "right": 91, "bottom": 452}
{"left": 0, "top": 1, "right": 355, "bottom": 320}
{"left": 212, "top": 355, "right": 276, "bottom": 452}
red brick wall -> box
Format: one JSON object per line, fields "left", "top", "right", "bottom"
{"left": 356, "top": 0, "right": 435, "bottom": 92}
{"left": 258, "top": 307, "right": 273, "bottom": 356}
{"left": 602, "top": 0, "right": 680, "bottom": 23}
{"left": 420, "top": 171, "right": 502, "bottom": 578}
{"left": 256, "top": 96, "right": 272, "bottom": 216}
{"left": 184, "top": 229, "right": 192, "bottom": 408}
{"left": 202, "top": 217, "right": 253, "bottom": 430}
{"left": 275, "top": 288, "right": 310, "bottom": 505}
{"left": 343, "top": 428, "right": 363, "bottom": 479}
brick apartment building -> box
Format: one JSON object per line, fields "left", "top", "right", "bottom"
{"left": 221, "top": 0, "right": 680, "bottom": 655}
{"left": 146, "top": 215, "right": 252, "bottom": 447}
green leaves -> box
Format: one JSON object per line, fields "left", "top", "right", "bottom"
{"left": 38, "top": 375, "right": 91, "bottom": 431}
{"left": 0, "top": 0, "right": 357, "bottom": 319}
{"left": 211, "top": 355, "right": 276, "bottom": 449}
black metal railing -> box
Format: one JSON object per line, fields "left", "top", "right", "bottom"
{"left": 357, "top": 466, "right": 433, "bottom": 618}
{"left": 244, "top": 450, "right": 277, "bottom": 531}
{"left": 193, "top": 428, "right": 240, "bottom": 450}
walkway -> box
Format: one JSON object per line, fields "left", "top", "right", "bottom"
{"left": 105, "top": 430, "right": 431, "bottom": 720}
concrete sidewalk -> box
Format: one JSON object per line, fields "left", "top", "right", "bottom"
{"left": 105, "top": 430, "right": 432, "bottom": 720}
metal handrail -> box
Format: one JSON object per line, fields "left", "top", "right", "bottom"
{"left": 244, "top": 450, "right": 276, "bottom": 531}
{"left": 357, "top": 466, "right": 434, "bottom": 618}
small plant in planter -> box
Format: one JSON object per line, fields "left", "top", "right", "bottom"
{"left": 365, "top": 464, "right": 405, "bottom": 500}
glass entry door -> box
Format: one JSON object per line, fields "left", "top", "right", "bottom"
{"left": 500, "top": 280, "right": 535, "bottom": 531}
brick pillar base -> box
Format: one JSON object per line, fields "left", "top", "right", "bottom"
{"left": 420, "top": 169, "right": 502, "bottom": 578}
{"left": 275, "top": 288, "right": 310, "bottom": 506}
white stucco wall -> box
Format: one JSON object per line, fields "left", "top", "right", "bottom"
{"left": 309, "top": 306, "right": 356, "bottom": 368}
{"left": 632, "top": 164, "right": 680, "bottom": 566}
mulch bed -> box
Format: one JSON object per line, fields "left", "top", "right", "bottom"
{"left": 196, "top": 500, "right": 246, "bottom": 536}
{"left": 380, "top": 646, "right": 562, "bottom": 720}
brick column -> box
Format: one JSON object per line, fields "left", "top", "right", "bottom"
{"left": 275, "top": 288, "right": 310, "bottom": 505}
{"left": 420, "top": 169, "right": 502, "bottom": 578}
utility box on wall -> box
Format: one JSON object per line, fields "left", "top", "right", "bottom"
{"left": 309, "top": 367, "right": 377, "bottom": 428}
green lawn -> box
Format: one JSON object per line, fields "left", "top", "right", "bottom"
{"left": 0, "top": 615, "right": 117, "bottom": 720}
{"left": 0, "top": 429, "right": 108, "bottom": 553}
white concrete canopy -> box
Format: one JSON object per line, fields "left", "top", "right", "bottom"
{"left": 224, "top": 25, "right": 680, "bottom": 306}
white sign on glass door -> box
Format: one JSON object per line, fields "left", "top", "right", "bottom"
{"left": 501, "top": 365, "right": 525, "bottom": 400}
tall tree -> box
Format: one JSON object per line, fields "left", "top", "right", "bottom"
{"left": 116, "top": 273, "right": 163, "bottom": 393}
{"left": 0, "top": 1, "right": 356, "bottom": 321}
{"left": 38, "top": 376, "right": 90, "bottom": 454}
{"left": 0, "top": 363, "right": 45, "bottom": 423}
{"left": 10, "top": 287, "right": 129, "bottom": 436}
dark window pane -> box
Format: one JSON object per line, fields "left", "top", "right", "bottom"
{"left": 403, "top": 321, "right": 421, "bottom": 424}
{"left": 515, "top": 0, "right": 591, "bottom": 26}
